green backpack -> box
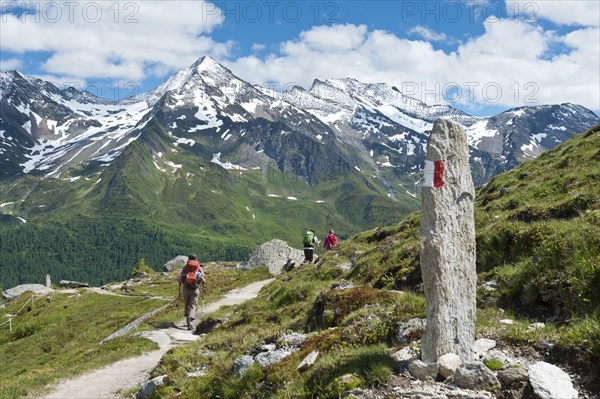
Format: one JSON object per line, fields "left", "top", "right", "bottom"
{"left": 303, "top": 231, "right": 314, "bottom": 247}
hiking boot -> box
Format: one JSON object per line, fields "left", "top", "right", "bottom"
{"left": 186, "top": 318, "right": 192, "bottom": 330}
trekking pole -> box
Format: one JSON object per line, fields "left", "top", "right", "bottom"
{"left": 176, "top": 283, "right": 182, "bottom": 318}
{"left": 201, "top": 282, "right": 205, "bottom": 317}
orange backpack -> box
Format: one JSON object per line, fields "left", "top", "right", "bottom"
{"left": 181, "top": 260, "right": 202, "bottom": 288}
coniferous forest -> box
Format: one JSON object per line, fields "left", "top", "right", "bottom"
{"left": 0, "top": 218, "right": 252, "bottom": 289}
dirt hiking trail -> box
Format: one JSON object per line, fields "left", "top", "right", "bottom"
{"left": 38, "top": 278, "right": 275, "bottom": 399}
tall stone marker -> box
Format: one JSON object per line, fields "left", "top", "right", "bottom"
{"left": 420, "top": 119, "right": 476, "bottom": 363}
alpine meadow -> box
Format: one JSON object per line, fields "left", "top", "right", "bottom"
{"left": 1, "top": 1, "right": 599, "bottom": 398}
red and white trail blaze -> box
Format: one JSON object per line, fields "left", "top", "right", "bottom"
{"left": 423, "top": 159, "right": 445, "bottom": 188}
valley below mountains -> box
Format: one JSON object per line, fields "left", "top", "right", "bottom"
{"left": 0, "top": 56, "right": 599, "bottom": 287}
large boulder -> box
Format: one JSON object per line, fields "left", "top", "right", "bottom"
{"left": 136, "top": 375, "right": 166, "bottom": 399}
{"left": 497, "top": 366, "right": 528, "bottom": 385}
{"left": 391, "top": 347, "right": 419, "bottom": 364}
{"left": 528, "top": 361, "right": 578, "bottom": 399}
{"left": 407, "top": 360, "right": 439, "bottom": 381}
{"left": 3, "top": 284, "right": 54, "bottom": 299}
{"left": 163, "top": 255, "right": 189, "bottom": 271}
{"left": 255, "top": 349, "right": 292, "bottom": 367}
{"left": 297, "top": 350, "right": 319, "bottom": 371}
{"left": 233, "top": 355, "right": 256, "bottom": 376}
{"left": 453, "top": 362, "right": 501, "bottom": 390}
{"left": 237, "top": 240, "right": 304, "bottom": 275}
{"left": 438, "top": 353, "right": 462, "bottom": 378}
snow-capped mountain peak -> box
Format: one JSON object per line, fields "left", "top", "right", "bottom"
{"left": 192, "top": 55, "right": 225, "bottom": 73}
{"left": 1, "top": 57, "right": 598, "bottom": 188}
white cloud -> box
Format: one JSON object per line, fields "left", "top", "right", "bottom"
{"left": 226, "top": 21, "right": 599, "bottom": 113}
{"left": 31, "top": 74, "right": 87, "bottom": 90}
{"left": 408, "top": 25, "right": 448, "bottom": 42}
{"left": 292, "top": 24, "right": 368, "bottom": 52}
{"left": 252, "top": 43, "right": 267, "bottom": 52}
{"left": 505, "top": 0, "right": 600, "bottom": 27}
{"left": 0, "top": 58, "right": 22, "bottom": 71}
{"left": 0, "top": 0, "right": 231, "bottom": 79}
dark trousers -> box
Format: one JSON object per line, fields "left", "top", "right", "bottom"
{"left": 303, "top": 247, "right": 314, "bottom": 263}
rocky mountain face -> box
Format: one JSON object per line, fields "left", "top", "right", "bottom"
{"left": 2, "top": 57, "right": 598, "bottom": 188}
{"left": 0, "top": 56, "right": 598, "bottom": 244}
{"left": 281, "top": 77, "right": 599, "bottom": 189}
{"left": 2, "top": 57, "right": 598, "bottom": 190}
{"left": 0, "top": 70, "right": 152, "bottom": 180}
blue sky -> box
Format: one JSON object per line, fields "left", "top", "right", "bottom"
{"left": 1, "top": 0, "right": 599, "bottom": 116}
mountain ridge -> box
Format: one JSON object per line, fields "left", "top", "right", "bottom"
{"left": 1, "top": 56, "right": 598, "bottom": 288}
{"left": 2, "top": 56, "right": 598, "bottom": 185}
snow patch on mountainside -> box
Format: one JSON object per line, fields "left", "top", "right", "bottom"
{"left": 15, "top": 95, "right": 151, "bottom": 174}
{"left": 211, "top": 153, "right": 246, "bottom": 170}
{"left": 3, "top": 59, "right": 599, "bottom": 191}
{"left": 465, "top": 119, "right": 498, "bottom": 146}
{"left": 175, "top": 137, "right": 195, "bottom": 146}
{"left": 521, "top": 133, "right": 548, "bottom": 156}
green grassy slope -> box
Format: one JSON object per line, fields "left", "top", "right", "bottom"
{"left": 0, "top": 265, "right": 271, "bottom": 399}
{"left": 345, "top": 124, "right": 600, "bottom": 320}
{"left": 149, "top": 124, "right": 600, "bottom": 398}
{"left": 0, "top": 122, "right": 418, "bottom": 289}
{"left": 0, "top": 293, "right": 164, "bottom": 398}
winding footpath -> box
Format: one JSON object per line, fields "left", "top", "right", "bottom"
{"left": 38, "top": 279, "right": 275, "bottom": 399}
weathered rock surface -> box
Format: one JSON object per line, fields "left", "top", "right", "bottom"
{"left": 527, "top": 322, "right": 545, "bottom": 331}
{"left": 297, "top": 350, "right": 319, "bottom": 371}
{"left": 136, "top": 375, "right": 166, "bottom": 399}
{"left": 234, "top": 334, "right": 305, "bottom": 376}
{"left": 186, "top": 366, "right": 207, "bottom": 377}
{"left": 420, "top": 119, "right": 476, "bottom": 363}
{"left": 473, "top": 338, "right": 497, "bottom": 358}
{"left": 3, "top": 284, "right": 54, "bottom": 299}
{"left": 528, "top": 361, "right": 578, "bottom": 399}
{"left": 396, "top": 318, "right": 426, "bottom": 344}
{"left": 453, "top": 362, "right": 501, "bottom": 390}
{"left": 391, "top": 347, "right": 419, "bottom": 364}
{"left": 59, "top": 280, "right": 89, "bottom": 288}
{"left": 163, "top": 255, "right": 189, "bottom": 271}
{"left": 277, "top": 332, "right": 307, "bottom": 348}
{"left": 237, "top": 240, "right": 304, "bottom": 275}
{"left": 408, "top": 360, "right": 439, "bottom": 381}
{"left": 497, "top": 366, "right": 528, "bottom": 385}
{"left": 100, "top": 304, "right": 170, "bottom": 345}
{"left": 233, "top": 355, "right": 256, "bottom": 376}
{"left": 438, "top": 353, "right": 462, "bottom": 378}
{"left": 255, "top": 349, "right": 292, "bottom": 367}
{"left": 481, "top": 280, "right": 498, "bottom": 291}
{"left": 379, "top": 382, "right": 495, "bottom": 399}
{"left": 481, "top": 349, "right": 513, "bottom": 368}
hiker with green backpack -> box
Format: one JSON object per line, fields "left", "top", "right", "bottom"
{"left": 302, "top": 229, "right": 320, "bottom": 264}
{"left": 178, "top": 254, "right": 206, "bottom": 330}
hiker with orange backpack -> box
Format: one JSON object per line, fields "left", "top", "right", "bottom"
{"left": 178, "top": 254, "right": 206, "bottom": 330}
